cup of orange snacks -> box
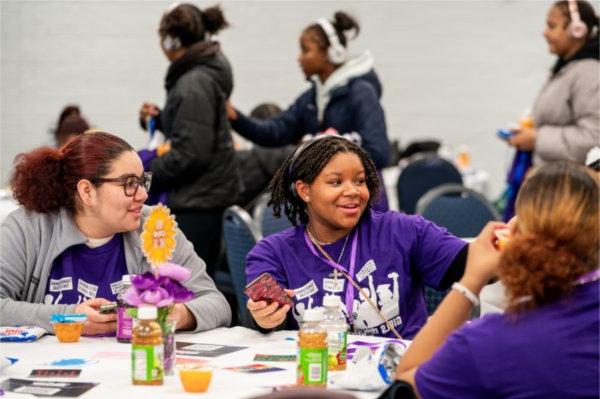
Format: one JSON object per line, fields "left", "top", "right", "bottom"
{"left": 178, "top": 364, "right": 213, "bottom": 393}
{"left": 494, "top": 228, "right": 511, "bottom": 251}
{"left": 50, "top": 314, "right": 87, "bottom": 343}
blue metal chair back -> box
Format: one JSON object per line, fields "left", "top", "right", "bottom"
{"left": 424, "top": 286, "right": 450, "bottom": 315}
{"left": 397, "top": 154, "right": 462, "bottom": 214}
{"left": 416, "top": 183, "right": 500, "bottom": 238}
{"left": 223, "top": 206, "right": 262, "bottom": 327}
{"left": 253, "top": 193, "right": 293, "bottom": 237}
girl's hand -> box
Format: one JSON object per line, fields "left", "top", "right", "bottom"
{"left": 509, "top": 127, "right": 537, "bottom": 151}
{"left": 247, "top": 289, "right": 294, "bottom": 329}
{"left": 463, "top": 222, "right": 506, "bottom": 292}
{"left": 225, "top": 101, "right": 238, "bottom": 121}
{"left": 139, "top": 102, "right": 160, "bottom": 121}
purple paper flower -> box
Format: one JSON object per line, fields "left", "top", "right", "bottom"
{"left": 124, "top": 263, "right": 194, "bottom": 308}
{"left": 157, "top": 263, "right": 191, "bottom": 282}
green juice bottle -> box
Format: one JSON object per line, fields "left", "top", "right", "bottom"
{"left": 131, "top": 306, "right": 163, "bottom": 385}
{"left": 297, "top": 309, "right": 328, "bottom": 386}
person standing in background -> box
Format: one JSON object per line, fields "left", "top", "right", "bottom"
{"left": 509, "top": 0, "right": 599, "bottom": 166}
{"left": 53, "top": 105, "right": 91, "bottom": 147}
{"left": 226, "top": 11, "right": 391, "bottom": 212}
{"left": 138, "top": 3, "right": 238, "bottom": 278}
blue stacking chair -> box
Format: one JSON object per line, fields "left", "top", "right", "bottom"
{"left": 222, "top": 206, "right": 262, "bottom": 327}
{"left": 396, "top": 154, "right": 463, "bottom": 214}
{"left": 416, "top": 183, "right": 500, "bottom": 238}
{"left": 424, "top": 286, "right": 450, "bottom": 315}
{"left": 253, "top": 192, "right": 293, "bottom": 237}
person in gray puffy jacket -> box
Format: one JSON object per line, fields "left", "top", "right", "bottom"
{"left": 509, "top": 0, "right": 599, "bottom": 166}
{"left": 0, "top": 132, "right": 231, "bottom": 335}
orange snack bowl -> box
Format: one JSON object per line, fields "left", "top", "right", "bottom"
{"left": 178, "top": 366, "right": 213, "bottom": 393}
{"left": 53, "top": 322, "right": 84, "bottom": 343}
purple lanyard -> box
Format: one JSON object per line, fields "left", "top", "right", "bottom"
{"left": 304, "top": 227, "right": 358, "bottom": 321}
{"left": 574, "top": 269, "right": 600, "bottom": 286}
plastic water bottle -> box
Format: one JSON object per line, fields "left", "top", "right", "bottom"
{"left": 321, "top": 295, "right": 348, "bottom": 371}
{"left": 116, "top": 275, "right": 134, "bottom": 343}
{"left": 297, "top": 309, "right": 327, "bottom": 386}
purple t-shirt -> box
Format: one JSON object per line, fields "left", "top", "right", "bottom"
{"left": 43, "top": 234, "right": 128, "bottom": 305}
{"left": 246, "top": 211, "right": 466, "bottom": 338}
{"left": 415, "top": 281, "right": 600, "bottom": 398}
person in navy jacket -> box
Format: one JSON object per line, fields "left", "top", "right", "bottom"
{"left": 226, "top": 11, "right": 391, "bottom": 211}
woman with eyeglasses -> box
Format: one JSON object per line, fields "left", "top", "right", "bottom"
{"left": 0, "top": 132, "right": 231, "bottom": 336}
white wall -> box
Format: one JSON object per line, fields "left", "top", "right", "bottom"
{"left": 1, "top": 0, "right": 556, "bottom": 197}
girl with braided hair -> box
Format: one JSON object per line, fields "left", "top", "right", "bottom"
{"left": 394, "top": 162, "right": 599, "bottom": 398}
{"left": 246, "top": 136, "right": 480, "bottom": 339}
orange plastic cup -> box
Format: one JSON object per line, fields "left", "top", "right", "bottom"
{"left": 178, "top": 365, "right": 213, "bottom": 393}
{"left": 53, "top": 322, "right": 84, "bottom": 343}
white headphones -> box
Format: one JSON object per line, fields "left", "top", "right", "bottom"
{"left": 162, "top": 35, "right": 182, "bottom": 51}
{"left": 567, "top": 0, "right": 588, "bottom": 39}
{"left": 317, "top": 18, "right": 347, "bottom": 65}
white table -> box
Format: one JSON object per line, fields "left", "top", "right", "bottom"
{"left": 0, "top": 327, "right": 396, "bottom": 399}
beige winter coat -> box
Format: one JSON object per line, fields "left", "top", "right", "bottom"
{"left": 533, "top": 58, "right": 600, "bottom": 166}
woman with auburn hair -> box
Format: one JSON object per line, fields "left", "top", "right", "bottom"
{"left": 389, "top": 162, "right": 599, "bottom": 398}
{"left": 0, "top": 132, "right": 230, "bottom": 335}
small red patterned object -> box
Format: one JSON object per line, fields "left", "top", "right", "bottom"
{"left": 244, "top": 273, "right": 294, "bottom": 307}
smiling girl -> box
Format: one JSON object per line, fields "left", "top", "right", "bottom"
{"left": 0, "top": 132, "right": 230, "bottom": 336}
{"left": 245, "top": 136, "right": 477, "bottom": 339}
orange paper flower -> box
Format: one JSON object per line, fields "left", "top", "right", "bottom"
{"left": 141, "top": 204, "right": 177, "bottom": 267}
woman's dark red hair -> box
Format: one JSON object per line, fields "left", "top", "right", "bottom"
{"left": 11, "top": 131, "right": 134, "bottom": 213}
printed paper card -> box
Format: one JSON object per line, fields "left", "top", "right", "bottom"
{"left": 176, "top": 342, "right": 247, "bottom": 357}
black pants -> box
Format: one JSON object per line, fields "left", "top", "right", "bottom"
{"left": 173, "top": 209, "right": 225, "bottom": 279}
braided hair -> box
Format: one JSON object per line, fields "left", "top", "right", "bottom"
{"left": 269, "top": 135, "right": 380, "bottom": 226}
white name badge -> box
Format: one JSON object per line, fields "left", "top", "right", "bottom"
{"left": 110, "top": 280, "right": 123, "bottom": 295}
{"left": 355, "top": 260, "right": 377, "bottom": 282}
{"left": 293, "top": 280, "right": 319, "bottom": 300}
{"left": 49, "top": 277, "right": 73, "bottom": 292}
{"left": 323, "top": 278, "right": 345, "bottom": 293}
{"left": 77, "top": 279, "right": 98, "bottom": 299}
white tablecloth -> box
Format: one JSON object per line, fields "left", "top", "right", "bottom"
{"left": 0, "top": 326, "right": 397, "bottom": 399}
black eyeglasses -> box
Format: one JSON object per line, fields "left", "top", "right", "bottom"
{"left": 91, "top": 172, "right": 152, "bottom": 197}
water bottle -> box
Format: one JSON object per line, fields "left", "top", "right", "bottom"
{"left": 321, "top": 295, "right": 348, "bottom": 371}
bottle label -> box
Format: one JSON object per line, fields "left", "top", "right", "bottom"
{"left": 326, "top": 331, "right": 347, "bottom": 368}
{"left": 132, "top": 344, "right": 164, "bottom": 383}
{"left": 117, "top": 307, "right": 133, "bottom": 339}
{"left": 297, "top": 347, "right": 327, "bottom": 385}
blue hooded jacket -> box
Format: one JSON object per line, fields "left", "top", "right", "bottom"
{"left": 231, "top": 51, "right": 390, "bottom": 169}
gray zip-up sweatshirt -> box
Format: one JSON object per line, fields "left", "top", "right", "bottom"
{"left": 0, "top": 206, "right": 231, "bottom": 332}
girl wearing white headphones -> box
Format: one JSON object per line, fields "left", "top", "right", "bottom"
{"left": 226, "top": 11, "right": 391, "bottom": 212}
{"left": 508, "top": 0, "right": 599, "bottom": 167}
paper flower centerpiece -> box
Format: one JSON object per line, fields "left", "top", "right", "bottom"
{"left": 140, "top": 204, "right": 177, "bottom": 267}
{"left": 124, "top": 263, "right": 193, "bottom": 308}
